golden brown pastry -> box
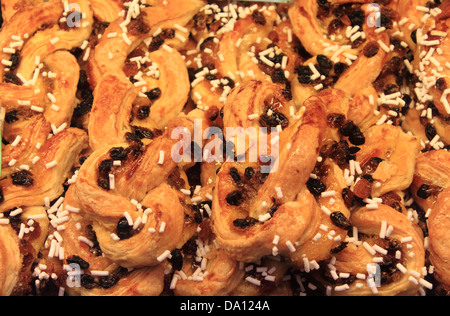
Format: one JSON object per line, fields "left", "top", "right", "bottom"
{"left": 37, "top": 186, "right": 166, "bottom": 296}
{"left": 75, "top": 114, "right": 208, "bottom": 268}
{"left": 0, "top": 224, "right": 21, "bottom": 296}
{"left": 355, "top": 123, "right": 421, "bottom": 197}
{"left": 212, "top": 80, "right": 327, "bottom": 263}
{"left": 0, "top": 205, "right": 49, "bottom": 296}
{"left": 428, "top": 188, "right": 450, "bottom": 288}
{"left": 323, "top": 204, "right": 426, "bottom": 296}
{"left": 400, "top": 0, "right": 450, "bottom": 149}
{"left": 2, "top": 51, "right": 81, "bottom": 143}
{"left": 173, "top": 244, "right": 245, "bottom": 296}
{"left": 1, "top": 0, "right": 450, "bottom": 298}
{"left": 0, "top": 0, "right": 92, "bottom": 143}
{"left": 411, "top": 150, "right": 450, "bottom": 211}
{"left": 0, "top": 118, "right": 88, "bottom": 213}
{"left": 186, "top": 4, "right": 299, "bottom": 113}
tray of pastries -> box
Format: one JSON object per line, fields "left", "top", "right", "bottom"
{"left": 0, "top": 0, "right": 449, "bottom": 297}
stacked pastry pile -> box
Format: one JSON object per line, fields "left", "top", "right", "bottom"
{"left": 0, "top": 0, "right": 450, "bottom": 296}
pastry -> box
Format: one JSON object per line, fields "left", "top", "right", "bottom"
{"left": 0, "top": 0, "right": 449, "bottom": 297}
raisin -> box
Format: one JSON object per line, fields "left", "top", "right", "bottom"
{"left": 233, "top": 217, "right": 258, "bottom": 228}
{"left": 199, "top": 37, "right": 214, "bottom": 51}
{"left": 116, "top": 217, "right": 133, "bottom": 240}
{"left": 206, "top": 107, "right": 219, "bottom": 121}
{"left": 328, "top": 140, "right": 355, "bottom": 166}
{"left": 298, "top": 74, "right": 312, "bottom": 84}
{"left": 342, "top": 188, "right": 356, "bottom": 208}
{"left": 417, "top": 184, "right": 433, "bottom": 199}
{"left": 328, "top": 19, "right": 345, "bottom": 34}
{"left": 282, "top": 82, "right": 293, "bottom": 101}
{"left": 127, "top": 16, "right": 151, "bottom": 35}
{"left": 11, "top": 170, "right": 34, "bottom": 187}
{"left": 160, "top": 28, "right": 175, "bottom": 39}
{"left": 97, "top": 178, "right": 110, "bottom": 190}
{"left": 136, "top": 106, "right": 150, "bottom": 120}
{"left": 9, "top": 53, "right": 20, "bottom": 70}
{"left": 317, "top": 54, "right": 333, "bottom": 69}
{"left": 296, "top": 66, "right": 311, "bottom": 77}
{"left": 269, "top": 199, "right": 280, "bottom": 216}
{"left": 223, "top": 77, "right": 235, "bottom": 89}
{"left": 411, "top": 29, "right": 418, "bottom": 44}
{"left": 79, "top": 156, "right": 88, "bottom": 165}
{"left": 306, "top": 178, "right": 326, "bottom": 196}
{"left": 145, "top": 88, "right": 162, "bottom": 101}
{"left": 149, "top": 36, "right": 164, "bottom": 52}
{"left": 402, "top": 94, "right": 412, "bottom": 108}
{"left": 334, "top": 62, "right": 348, "bottom": 75}
{"left": 109, "top": 147, "right": 128, "bottom": 161}
{"left": 190, "top": 205, "right": 204, "bottom": 224}
{"left": 296, "top": 65, "right": 313, "bottom": 84}
{"left": 436, "top": 77, "right": 447, "bottom": 91}
{"left": 363, "top": 41, "right": 380, "bottom": 58}
{"left": 353, "top": 178, "right": 372, "bottom": 199}
{"left": 98, "top": 159, "right": 113, "bottom": 175}
{"left": 244, "top": 167, "right": 255, "bottom": 180}
{"left": 252, "top": 10, "right": 266, "bottom": 25}
{"left": 98, "top": 275, "right": 119, "bottom": 289}
{"left": 330, "top": 211, "right": 352, "bottom": 230}
{"left": 125, "top": 132, "right": 144, "bottom": 146}
{"left": 5, "top": 110, "right": 19, "bottom": 124}
{"left": 384, "top": 84, "right": 399, "bottom": 95}
{"left": 428, "top": 102, "right": 440, "bottom": 116}
{"left": 425, "top": 123, "right": 437, "bottom": 141}
{"left": 327, "top": 113, "right": 346, "bottom": 128}
{"left": 271, "top": 68, "right": 287, "bottom": 84}
{"left": 417, "top": 184, "right": 442, "bottom": 199}
{"left": 315, "top": 64, "right": 331, "bottom": 77}
{"left": 339, "top": 121, "right": 358, "bottom": 137}
{"left": 379, "top": 11, "right": 394, "bottom": 29}
{"left": 77, "top": 70, "right": 90, "bottom": 90}
{"left": 339, "top": 121, "right": 365, "bottom": 145}
{"left": 226, "top": 190, "right": 244, "bottom": 206}
{"left": 362, "top": 174, "right": 374, "bottom": 183}
{"left": 66, "top": 255, "right": 90, "bottom": 270}
{"left": 266, "top": 52, "right": 284, "bottom": 66}
{"left": 81, "top": 274, "right": 97, "bottom": 289}
{"left": 193, "top": 12, "right": 213, "bottom": 31}
{"left": 383, "top": 58, "right": 402, "bottom": 79}
{"left": 73, "top": 94, "right": 93, "bottom": 117}
{"left": 198, "top": 201, "right": 212, "bottom": 220}
{"left": 131, "top": 126, "right": 154, "bottom": 140}
{"left": 229, "top": 167, "right": 241, "bottom": 184}
{"left": 168, "top": 249, "right": 183, "bottom": 271}
{"left": 351, "top": 37, "right": 366, "bottom": 49}
{"left": 349, "top": 130, "right": 366, "bottom": 146}
{"left": 0, "top": 187, "right": 3, "bottom": 203}
{"left": 363, "top": 157, "right": 383, "bottom": 174}
{"left": 348, "top": 9, "right": 365, "bottom": 26}
{"left": 259, "top": 111, "right": 289, "bottom": 129}
{"left": 4, "top": 72, "right": 22, "bottom": 85}
{"left": 86, "top": 225, "right": 102, "bottom": 257}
